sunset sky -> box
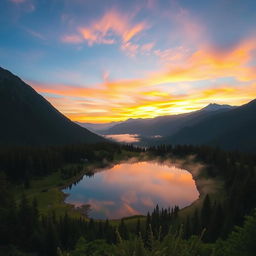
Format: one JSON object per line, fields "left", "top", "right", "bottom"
{"left": 1, "top": 0, "right": 256, "bottom": 123}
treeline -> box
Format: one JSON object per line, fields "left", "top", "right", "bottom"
{"left": 0, "top": 174, "right": 116, "bottom": 255}
{"left": 0, "top": 173, "right": 181, "bottom": 256}
{"left": 1, "top": 143, "right": 256, "bottom": 255}
{"left": 148, "top": 145, "right": 256, "bottom": 241}
{"left": 0, "top": 142, "right": 132, "bottom": 184}
{"left": 59, "top": 209, "right": 256, "bottom": 256}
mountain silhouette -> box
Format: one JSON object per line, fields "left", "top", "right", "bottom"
{"left": 0, "top": 67, "right": 105, "bottom": 146}
{"left": 161, "top": 99, "right": 256, "bottom": 152}
{"left": 101, "top": 103, "right": 234, "bottom": 137}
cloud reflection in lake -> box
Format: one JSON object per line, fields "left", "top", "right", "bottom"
{"left": 63, "top": 161, "right": 199, "bottom": 219}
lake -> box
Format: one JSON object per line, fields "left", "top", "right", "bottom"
{"left": 63, "top": 161, "right": 199, "bottom": 219}
{"left": 104, "top": 133, "right": 140, "bottom": 143}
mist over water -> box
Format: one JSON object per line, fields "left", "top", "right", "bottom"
{"left": 104, "top": 133, "right": 140, "bottom": 143}
{"left": 63, "top": 161, "right": 199, "bottom": 219}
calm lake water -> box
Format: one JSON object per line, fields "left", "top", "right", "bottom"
{"left": 104, "top": 133, "right": 140, "bottom": 143}
{"left": 63, "top": 161, "right": 199, "bottom": 219}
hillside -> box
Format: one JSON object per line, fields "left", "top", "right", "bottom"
{"left": 0, "top": 67, "right": 105, "bottom": 146}
{"left": 162, "top": 99, "right": 256, "bottom": 152}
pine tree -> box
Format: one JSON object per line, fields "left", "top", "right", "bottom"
{"left": 118, "top": 219, "right": 129, "bottom": 240}
{"left": 136, "top": 218, "right": 141, "bottom": 236}
{"left": 201, "top": 194, "right": 211, "bottom": 230}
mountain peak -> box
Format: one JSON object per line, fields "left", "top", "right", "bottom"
{"left": 202, "top": 103, "right": 234, "bottom": 111}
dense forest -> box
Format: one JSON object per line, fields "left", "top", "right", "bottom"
{"left": 1, "top": 143, "right": 256, "bottom": 255}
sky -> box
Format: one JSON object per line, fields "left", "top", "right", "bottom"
{"left": 0, "top": 0, "right": 256, "bottom": 123}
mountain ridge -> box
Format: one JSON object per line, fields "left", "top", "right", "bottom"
{"left": 159, "top": 98, "right": 256, "bottom": 152}
{"left": 0, "top": 67, "right": 106, "bottom": 146}
{"left": 99, "top": 103, "right": 235, "bottom": 137}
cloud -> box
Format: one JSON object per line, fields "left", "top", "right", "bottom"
{"left": 78, "top": 9, "right": 147, "bottom": 45}
{"left": 154, "top": 46, "right": 190, "bottom": 63}
{"left": 141, "top": 42, "right": 155, "bottom": 52}
{"left": 29, "top": 38, "right": 256, "bottom": 122}
{"left": 61, "top": 34, "right": 83, "bottom": 44}
{"left": 23, "top": 27, "right": 45, "bottom": 40}
{"left": 61, "top": 9, "right": 148, "bottom": 55}
{"left": 151, "top": 38, "right": 256, "bottom": 83}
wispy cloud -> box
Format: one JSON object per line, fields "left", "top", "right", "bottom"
{"left": 24, "top": 27, "right": 45, "bottom": 40}
{"left": 61, "top": 9, "right": 149, "bottom": 56}
{"left": 61, "top": 34, "right": 83, "bottom": 44}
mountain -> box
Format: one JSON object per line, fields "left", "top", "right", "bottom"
{"left": 201, "top": 103, "right": 234, "bottom": 112}
{"left": 161, "top": 99, "right": 256, "bottom": 152}
{"left": 76, "top": 121, "right": 122, "bottom": 133}
{"left": 0, "top": 67, "right": 106, "bottom": 146}
{"left": 102, "top": 103, "right": 235, "bottom": 137}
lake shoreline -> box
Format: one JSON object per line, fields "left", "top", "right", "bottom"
{"left": 62, "top": 153, "right": 222, "bottom": 220}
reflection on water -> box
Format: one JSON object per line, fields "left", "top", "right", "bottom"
{"left": 104, "top": 134, "right": 140, "bottom": 143}
{"left": 63, "top": 161, "right": 199, "bottom": 219}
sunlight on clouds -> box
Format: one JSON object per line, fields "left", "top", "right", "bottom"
{"left": 31, "top": 36, "right": 256, "bottom": 123}
{"left": 62, "top": 8, "right": 148, "bottom": 56}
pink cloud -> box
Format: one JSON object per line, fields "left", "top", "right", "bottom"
{"left": 78, "top": 9, "right": 147, "bottom": 45}
{"left": 141, "top": 42, "right": 155, "bottom": 52}
{"left": 121, "top": 42, "right": 139, "bottom": 57}
{"left": 154, "top": 46, "right": 190, "bottom": 63}
{"left": 61, "top": 34, "right": 83, "bottom": 44}
{"left": 62, "top": 9, "right": 148, "bottom": 56}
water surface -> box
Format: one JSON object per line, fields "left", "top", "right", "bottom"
{"left": 104, "top": 133, "right": 140, "bottom": 143}
{"left": 63, "top": 161, "right": 199, "bottom": 219}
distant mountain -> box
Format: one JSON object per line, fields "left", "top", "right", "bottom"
{"left": 77, "top": 121, "right": 122, "bottom": 132}
{"left": 0, "top": 67, "right": 106, "bottom": 146}
{"left": 160, "top": 99, "right": 256, "bottom": 152}
{"left": 201, "top": 103, "right": 234, "bottom": 112}
{"left": 102, "top": 103, "right": 235, "bottom": 137}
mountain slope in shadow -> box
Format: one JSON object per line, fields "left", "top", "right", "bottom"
{"left": 0, "top": 67, "right": 106, "bottom": 146}
{"left": 102, "top": 103, "right": 234, "bottom": 137}
{"left": 161, "top": 99, "right": 256, "bottom": 152}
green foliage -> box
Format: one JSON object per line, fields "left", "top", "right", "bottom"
{"left": 215, "top": 210, "right": 256, "bottom": 256}
{"left": 68, "top": 237, "right": 113, "bottom": 256}
{"left": 2, "top": 144, "right": 256, "bottom": 256}
{"left": 113, "top": 226, "right": 213, "bottom": 256}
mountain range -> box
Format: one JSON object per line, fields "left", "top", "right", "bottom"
{"left": 76, "top": 121, "right": 122, "bottom": 133}
{"left": 1, "top": 67, "right": 255, "bottom": 152}
{"left": 83, "top": 99, "right": 256, "bottom": 152}
{"left": 96, "top": 103, "right": 236, "bottom": 137}
{"left": 0, "top": 67, "right": 105, "bottom": 146}
{"left": 160, "top": 99, "right": 256, "bottom": 152}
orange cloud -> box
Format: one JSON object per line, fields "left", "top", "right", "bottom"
{"left": 62, "top": 9, "right": 148, "bottom": 55}
{"left": 150, "top": 38, "right": 256, "bottom": 84}
{"left": 30, "top": 38, "right": 256, "bottom": 122}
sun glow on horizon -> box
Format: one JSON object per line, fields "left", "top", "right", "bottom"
{"left": 1, "top": 0, "right": 256, "bottom": 123}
